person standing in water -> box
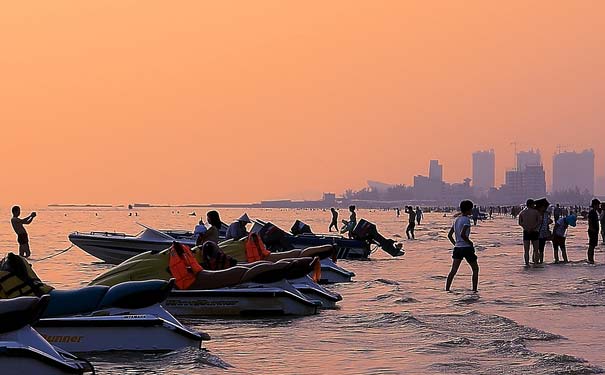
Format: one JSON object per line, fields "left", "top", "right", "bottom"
{"left": 405, "top": 206, "right": 416, "bottom": 239}
{"left": 587, "top": 198, "right": 600, "bottom": 264}
{"left": 446, "top": 200, "right": 479, "bottom": 292}
{"left": 535, "top": 198, "right": 552, "bottom": 264}
{"left": 11, "top": 206, "right": 36, "bottom": 258}
{"left": 518, "top": 199, "right": 541, "bottom": 266}
{"left": 600, "top": 202, "right": 605, "bottom": 245}
{"left": 415, "top": 206, "right": 423, "bottom": 225}
{"left": 328, "top": 208, "right": 339, "bottom": 232}
{"left": 471, "top": 205, "right": 480, "bottom": 225}
{"left": 552, "top": 214, "right": 576, "bottom": 263}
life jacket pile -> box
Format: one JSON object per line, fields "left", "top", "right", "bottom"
{"left": 200, "top": 244, "right": 237, "bottom": 271}
{"left": 0, "top": 253, "right": 54, "bottom": 299}
{"left": 168, "top": 242, "right": 203, "bottom": 290}
{"left": 244, "top": 233, "right": 271, "bottom": 262}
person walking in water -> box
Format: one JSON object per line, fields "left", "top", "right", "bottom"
{"left": 518, "top": 199, "right": 541, "bottom": 266}
{"left": 405, "top": 206, "right": 416, "bottom": 239}
{"left": 328, "top": 208, "right": 339, "bottom": 232}
{"left": 552, "top": 214, "right": 576, "bottom": 263}
{"left": 471, "top": 205, "right": 480, "bottom": 225}
{"left": 340, "top": 205, "right": 357, "bottom": 238}
{"left": 553, "top": 204, "right": 562, "bottom": 222}
{"left": 587, "top": 198, "right": 601, "bottom": 264}
{"left": 415, "top": 206, "right": 423, "bottom": 225}
{"left": 11, "top": 206, "right": 36, "bottom": 258}
{"left": 446, "top": 200, "right": 479, "bottom": 292}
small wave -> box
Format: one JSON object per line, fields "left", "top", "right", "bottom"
{"left": 374, "top": 278, "right": 400, "bottom": 286}
{"left": 394, "top": 297, "right": 419, "bottom": 304}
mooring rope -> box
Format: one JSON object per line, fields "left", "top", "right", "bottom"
{"left": 33, "top": 245, "right": 74, "bottom": 262}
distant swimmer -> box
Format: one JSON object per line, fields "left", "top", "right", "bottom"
{"left": 328, "top": 208, "right": 338, "bottom": 232}
{"left": 405, "top": 206, "right": 416, "bottom": 240}
{"left": 446, "top": 200, "right": 479, "bottom": 292}
{"left": 587, "top": 198, "right": 600, "bottom": 264}
{"left": 11, "top": 206, "right": 36, "bottom": 258}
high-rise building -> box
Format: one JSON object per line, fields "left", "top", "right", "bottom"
{"left": 516, "top": 149, "right": 541, "bottom": 171}
{"left": 597, "top": 176, "right": 605, "bottom": 196}
{"left": 429, "top": 160, "right": 443, "bottom": 182}
{"left": 472, "top": 150, "right": 495, "bottom": 194}
{"left": 500, "top": 164, "right": 546, "bottom": 203}
{"left": 552, "top": 150, "right": 595, "bottom": 195}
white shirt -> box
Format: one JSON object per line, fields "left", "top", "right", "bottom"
{"left": 452, "top": 215, "right": 472, "bottom": 248}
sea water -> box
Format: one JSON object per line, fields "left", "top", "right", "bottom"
{"left": 1, "top": 206, "right": 603, "bottom": 374}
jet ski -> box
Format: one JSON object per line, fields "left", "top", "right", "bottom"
{"left": 70, "top": 223, "right": 355, "bottom": 284}
{"left": 0, "top": 296, "right": 94, "bottom": 375}
{"left": 0, "top": 253, "right": 209, "bottom": 353}
{"left": 251, "top": 219, "right": 404, "bottom": 260}
{"left": 90, "top": 243, "right": 338, "bottom": 315}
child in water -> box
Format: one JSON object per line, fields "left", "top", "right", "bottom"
{"left": 446, "top": 200, "right": 479, "bottom": 292}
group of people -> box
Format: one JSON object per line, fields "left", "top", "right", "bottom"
{"left": 519, "top": 198, "right": 603, "bottom": 265}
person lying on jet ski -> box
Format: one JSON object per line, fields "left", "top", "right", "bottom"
{"left": 225, "top": 213, "right": 251, "bottom": 240}
{"left": 200, "top": 241, "right": 237, "bottom": 270}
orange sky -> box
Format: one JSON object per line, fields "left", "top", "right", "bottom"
{"left": 1, "top": 2, "right": 604, "bottom": 205}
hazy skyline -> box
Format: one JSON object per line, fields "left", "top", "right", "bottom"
{"left": 2, "top": 2, "right": 604, "bottom": 205}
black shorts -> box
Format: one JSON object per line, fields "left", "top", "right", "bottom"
{"left": 17, "top": 232, "right": 29, "bottom": 245}
{"left": 588, "top": 231, "right": 599, "bottom": 246}
{"left": 452, "top": 246, "right": 477, "bottom": 262}
{"left": 523, "top": 231, "right": 539, "bottom": 241}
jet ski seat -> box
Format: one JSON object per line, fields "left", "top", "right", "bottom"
{"left": 279, "top": 257, "right": 317, "bottom": 280}
{"left": 44, "top": 286, "right": 109, "bottom": 318}
{"left": 0, "top": 296, "right": 49, "bottom": 333}
{"left": 99, "top": 279, "right": 172, "bottom": 309}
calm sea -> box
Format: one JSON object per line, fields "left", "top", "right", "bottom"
{"left": 1, "top": 206, "right": 604, "bottom": 374}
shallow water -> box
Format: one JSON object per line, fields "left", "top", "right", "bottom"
{"left": 1, "top": 207, "right": 604, "bottom": 374}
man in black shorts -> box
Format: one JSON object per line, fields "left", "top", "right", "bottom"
{"left": 587, "top": 198, "right": 600, "bottom": 264}
{"left": 11, "top": 206, "right": 36, "bottom": 258}
{"left": 446, "top": 200, "right": 479, "bottom": 292}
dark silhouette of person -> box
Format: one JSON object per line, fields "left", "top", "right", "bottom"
{"left": 328, "top": 208, "right": 338, "bottom": 232}
{"left": 11, "top": 206, "right": 36, "bottom": 258}
{"left": 405, "top": 206, "right": 416, "bottom": 239}
{"left": 415, "top": 206, "right": 423, "bottom": 225}
{"left": 587, "top": 198, "right": 600, "bottom": 264}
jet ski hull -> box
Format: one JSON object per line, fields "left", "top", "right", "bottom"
{"left": 318, "top": 258, "right": 355, "bottom": 284}
{"left": 35, "top": 304, "right": 206, "bottom": 353}
{"left": 164, "top": 287, "right": 321, "bottom": 316}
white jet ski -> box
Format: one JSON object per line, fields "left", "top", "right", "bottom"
{"left": 0, "top": 253, "right": 209, "bottom": 353}
{"left": 0, "top": 296, "right": 94, "bottom": 375}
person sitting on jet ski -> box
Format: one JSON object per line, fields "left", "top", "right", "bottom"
{"left": 225, "top": 213, "right": 251, "bottom": 240}
{"left": 196, "top": 210, "right": 222, "bottom": 246}
{"left": 199, "top": 241, "right": 237, "bottom": 270}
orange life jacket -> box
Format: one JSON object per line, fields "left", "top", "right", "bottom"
{"left": 168, "top": 242, "right": 203, "bottom": 290}
{"left": 244, "top": 233, "right": 271, "bottom": 262}
{"left": 311, "top": 257, "right": 321, "bottom": 283}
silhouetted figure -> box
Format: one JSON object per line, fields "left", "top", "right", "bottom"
{"left": 328, "top": 208, "right": 338, "bottom": 232}
{"left": 519, "top": 199, "right": 541, "bottom": 266}
{"left": 535, "top": 198, "right": 551, "bottom": 264}
{"left": 415, "top": 206, "right": 423, "bottom": 225}
{"left": 553, "top": 214, "right": 576, "bottom": 263}
{"left": 11, "top": 206, "right": 36, "bottom": 258}
{"left": 396, "top": 208, "right": 400, "bottom": 217}
{"left": 587, "top": 198, "right": 600, "bottom": 264}
{"left": 226, "top": 213, "right": 251, "bottom": 240}
{"left": 446, "top": 200, "right": 479, "bottom": 292}
{"left": 553, "top": 204, "right": 562, "bottom": 222}
{"left": 405, "top": 206, "right": 416, "bottom": 240}
{"left": 340, "top": 205, "right": 357, "bottom": 238}
{"left": 471, "top": 205, "right": 480, "bottom": 225}
{"left": 600, "top": 202, "right": 605, "bottom": 245}
{"left": 196, "top": 210, "right": 222, "bottom": 246}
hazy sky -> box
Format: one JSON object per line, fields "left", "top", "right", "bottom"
{"left": 1, "top": 2, "right": 604, "bottom": 205}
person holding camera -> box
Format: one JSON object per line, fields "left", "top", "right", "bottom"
{"left": 11, "top": 206, "right": 36, "bottom": 258}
